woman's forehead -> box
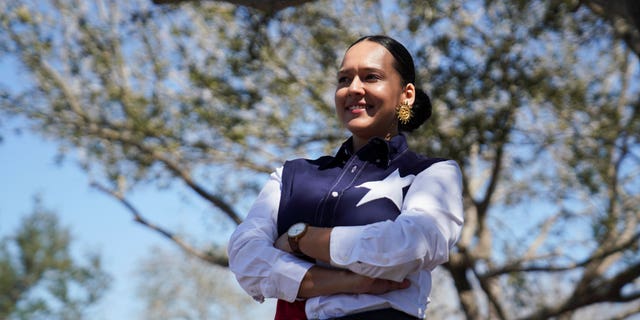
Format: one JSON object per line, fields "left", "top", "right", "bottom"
{"left": 340, "top": 41, "right": 395, "bottom": 71}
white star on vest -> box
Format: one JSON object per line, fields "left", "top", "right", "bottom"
{"left": 355, "top": 168, "right": 415, "bottom": 210}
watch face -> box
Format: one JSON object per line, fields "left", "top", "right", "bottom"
{"left": 288, "top": 223, "right": 306, "bottom": 237}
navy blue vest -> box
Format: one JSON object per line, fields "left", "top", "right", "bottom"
{"left": 277, "top": 135, "right": 446, "bottom": 236}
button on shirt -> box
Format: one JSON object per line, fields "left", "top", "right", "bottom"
{"left": 228, "top": 135, "right": 464, "bottom": 319}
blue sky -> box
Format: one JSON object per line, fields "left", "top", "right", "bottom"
{"left": 0, "top": 128, "right": 152, "bottom": 318}
{"left": 2, "top": 52, "right": 637, "bottom": 320}
{"left": 2, "top": 3, "right": 638, "bottom": 317}
{"left": 0, "top": 120, "right": 276, "bottom": 319}
{"left": 0, "top": 25, "right": 274, "bottom": 317}
{"left": 0, "top": 34, "right": 269, "bottom": 315}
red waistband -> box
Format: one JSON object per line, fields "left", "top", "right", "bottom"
{"left": 274, "top": 299, "right": 307, "bottom": 320}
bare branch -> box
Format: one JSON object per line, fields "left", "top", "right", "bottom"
{"left": 474, "top": 270, "right": 508, "bottom": 320}
{"left": 60, "top": 113, "right": 245, "bottom": 225}
{"left": 91, "top": 181, "right": 229, "bottom": 267}
{"left": 4, "top": 8, "right": 241, "bottom": 225}
{"left": 482, "top": 232, "right": 640, "bottom": 278}
{"left": 445, "top": 258, "right": 481, "bottom": 320}
{"left": 607, "top": 261, "right": 640, "bottom": 302}
{"left": 523, "top": 213, "right": 559, "bottom": 260}
{"left": 533, "top": 261, "right": 640, "bottom": 319}
{"left": 608, "top": 304, "right": 640, "bottom": 320}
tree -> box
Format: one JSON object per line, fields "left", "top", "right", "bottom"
{"left": 135, "top": 246, "right": 274, "bottom": 320}
{"left": 0, "top": 199, "right": 111, "bottom": 320}
{"left": 0, "top": 0, "right": 638, "bottom": 319}
{"left": 151, "top": 0, "right": 640, "bottom": 59}
{"left": 152, "top": 0, "right": 316, "bottom": 13}
{"left": 582, "top": 0, "right": 640, "bottom": 58}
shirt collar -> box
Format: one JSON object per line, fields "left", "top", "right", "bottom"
{"left": 322, "top": 134, "right": 409, "bottom": 169}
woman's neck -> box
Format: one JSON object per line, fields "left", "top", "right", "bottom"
{"left": 352, "top": 137, "right": 367, "bottom": 153}
{"left": 351, "top": 133, "right": 397, "bottom": 152}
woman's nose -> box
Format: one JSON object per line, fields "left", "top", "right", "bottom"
{"left": 348, "top": 77, "right": 365, "bottom": 95}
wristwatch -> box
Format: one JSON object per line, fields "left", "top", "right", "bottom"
{"left": 287, "top": 222, "right": 308, "bottom": 255}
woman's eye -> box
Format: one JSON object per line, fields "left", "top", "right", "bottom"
{"left": 365, "top": 74, "right": 381, "bottom": 81}
{"left": 337, "top": 76, "right": 350, "bottom": 84}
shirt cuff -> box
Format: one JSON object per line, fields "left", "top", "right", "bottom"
{"left": 329, "top": 225, "right": 368, "bottom": 267}
{"left": 267, "top": 255, "right": 314, "bottom": 302}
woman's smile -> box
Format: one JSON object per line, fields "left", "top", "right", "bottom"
{"left": 346, "top": 102, "right": 371, "bottom": 113}
{"left": 334, "top": 40, "right": 409, "bottom": 148}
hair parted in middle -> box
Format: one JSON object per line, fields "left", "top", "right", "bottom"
{"left": 348, "top": 35, "right": 432, "bottom": 132}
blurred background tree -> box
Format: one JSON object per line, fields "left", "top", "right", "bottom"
{"left": 0, "top": 198, "right": 110, "bottom": 320}
{"left": 0, "top": 0, "right": 638, "bottom": 319}
{"left": 135, "top": 246, "right": 270, "bottom": 320}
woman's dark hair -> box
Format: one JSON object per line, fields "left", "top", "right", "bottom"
{"left": 349, "top": 35, "right": 432, "bottom": 132}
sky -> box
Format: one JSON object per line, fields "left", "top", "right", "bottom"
{"left": 0, "top": 54, "right": 275, "bottom": 318}
{"left": 1, "top": 127, "right": 150, "bottom": 318}
{"left": 0, "top": 121, "right": 276, "bottom": 319}
{"left": 2, "top": 2, "right": 638, "bottom": 318}
{"left": 0, "top": 21, "right": 276, "bottom": 315}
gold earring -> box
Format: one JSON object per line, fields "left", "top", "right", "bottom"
{"left": 397, "top": 100, "right": 412, "bottom": 124}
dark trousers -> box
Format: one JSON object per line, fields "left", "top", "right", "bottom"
{"left": 329, "top": 308, "right": 420, "bottom": 320}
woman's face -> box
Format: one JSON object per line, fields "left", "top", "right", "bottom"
{"left": 335, "top": 40, "right": 414, "bottom": 143}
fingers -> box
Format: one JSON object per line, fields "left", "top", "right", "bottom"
{"left": 368, "top": 278, "right": 411, "bottom": 294}
{"left": 386, "top": 279, "right": 410, "bottom": 291}
{"left": 273, "top": 233, "right": 291, "bottom": 252}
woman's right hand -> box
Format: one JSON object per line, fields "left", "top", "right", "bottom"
{"left": 350, "top": 273, "right": 411, "bottom": 295}
{"left": 298, "top": 266, "right": 410, "bottom": 298}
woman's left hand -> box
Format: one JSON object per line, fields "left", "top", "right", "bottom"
{"left": 274, "top": 226, "right": 331, "bottom": 263}
{"left": 274, "top": 232, "right": 292, "bottom": 253}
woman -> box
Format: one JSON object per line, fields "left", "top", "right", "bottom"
{"left": 228, "top": 35, "right": 463, "bottom": 320}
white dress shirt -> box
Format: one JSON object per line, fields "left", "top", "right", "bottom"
{"left": 228, "top": 158, "right": 463, "bottom": 319}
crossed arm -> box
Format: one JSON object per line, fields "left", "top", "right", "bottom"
{"left": 273, "top": 227, "right": 410, "bottom": 298}
{"left": 228, "top": 160, "right": 463, "bottom": 302}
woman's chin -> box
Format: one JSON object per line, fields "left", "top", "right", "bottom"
{"left": 345, "top": 122, "right": 368, "bottom": 134}
{"left": 345, "top": 124, "right": 377, "bottom": 138}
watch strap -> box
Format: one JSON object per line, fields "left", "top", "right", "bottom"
{"left": 289, "top": 236, "right": 303, "bottom": 255}
{"left": 287, "top": 223, "right": 308, "bottom": 255}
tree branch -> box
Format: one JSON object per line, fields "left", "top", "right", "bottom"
{"left": 475, "top": 270, "right": 508, "bottom": 320}
{"left": 524, "top": 260, "right": 640, "bottom": 319}
{"left": 583, "top": 0, "right": 640, "bottom": 59}
{"left": 80, "top": 120, "right": 245, "bottom": 225}
{"left": 445, "top": 255, "right": 482, "bottom": 319}
{"left": 91, "top": 181, "right": 229, "bottom": 267}
{"left": 151, "top": 0, "right": 316, "bottom": 13}
{"left": 6, "top": 11, "right": 242, "bottom": 226}
{"left": 481, "top": 231, "right": 640, "bottom": 278}
{"left": 606, "top": 260, "right": 640, "bottom": 302}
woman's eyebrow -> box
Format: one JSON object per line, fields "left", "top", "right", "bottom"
{"left": 337, "top": 67, "right": 384, "bottom": 74}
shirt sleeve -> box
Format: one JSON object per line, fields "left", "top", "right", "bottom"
{"left": 329, "top": 160, "right": 464, "bottom": 282}
{"left": 227, "top": 167, "right": 314, "bottom": 302}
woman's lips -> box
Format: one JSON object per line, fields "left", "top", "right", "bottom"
{"left": 346, "top": 104, "right": 370, "bottom": 114}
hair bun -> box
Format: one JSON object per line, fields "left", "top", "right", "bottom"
{"left": 399, "top": 88, "right": 432, "bottom": 132}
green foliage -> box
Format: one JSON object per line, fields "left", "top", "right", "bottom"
{"left": 0, "top": 200, "right": 110, "bottom": 320}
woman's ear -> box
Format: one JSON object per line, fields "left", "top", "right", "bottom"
{"left": 403, "top": 83, "right": 416, "bottom": 105}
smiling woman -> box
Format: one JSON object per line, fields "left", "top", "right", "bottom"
{"left": 335, "top": 40, "right": 411, "bottom": 148}
{"left": 227, "top": 35, "right": 463, "bottom": 320}
{"left": 335, "top": 36, "right": 432, "bottom": 151}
